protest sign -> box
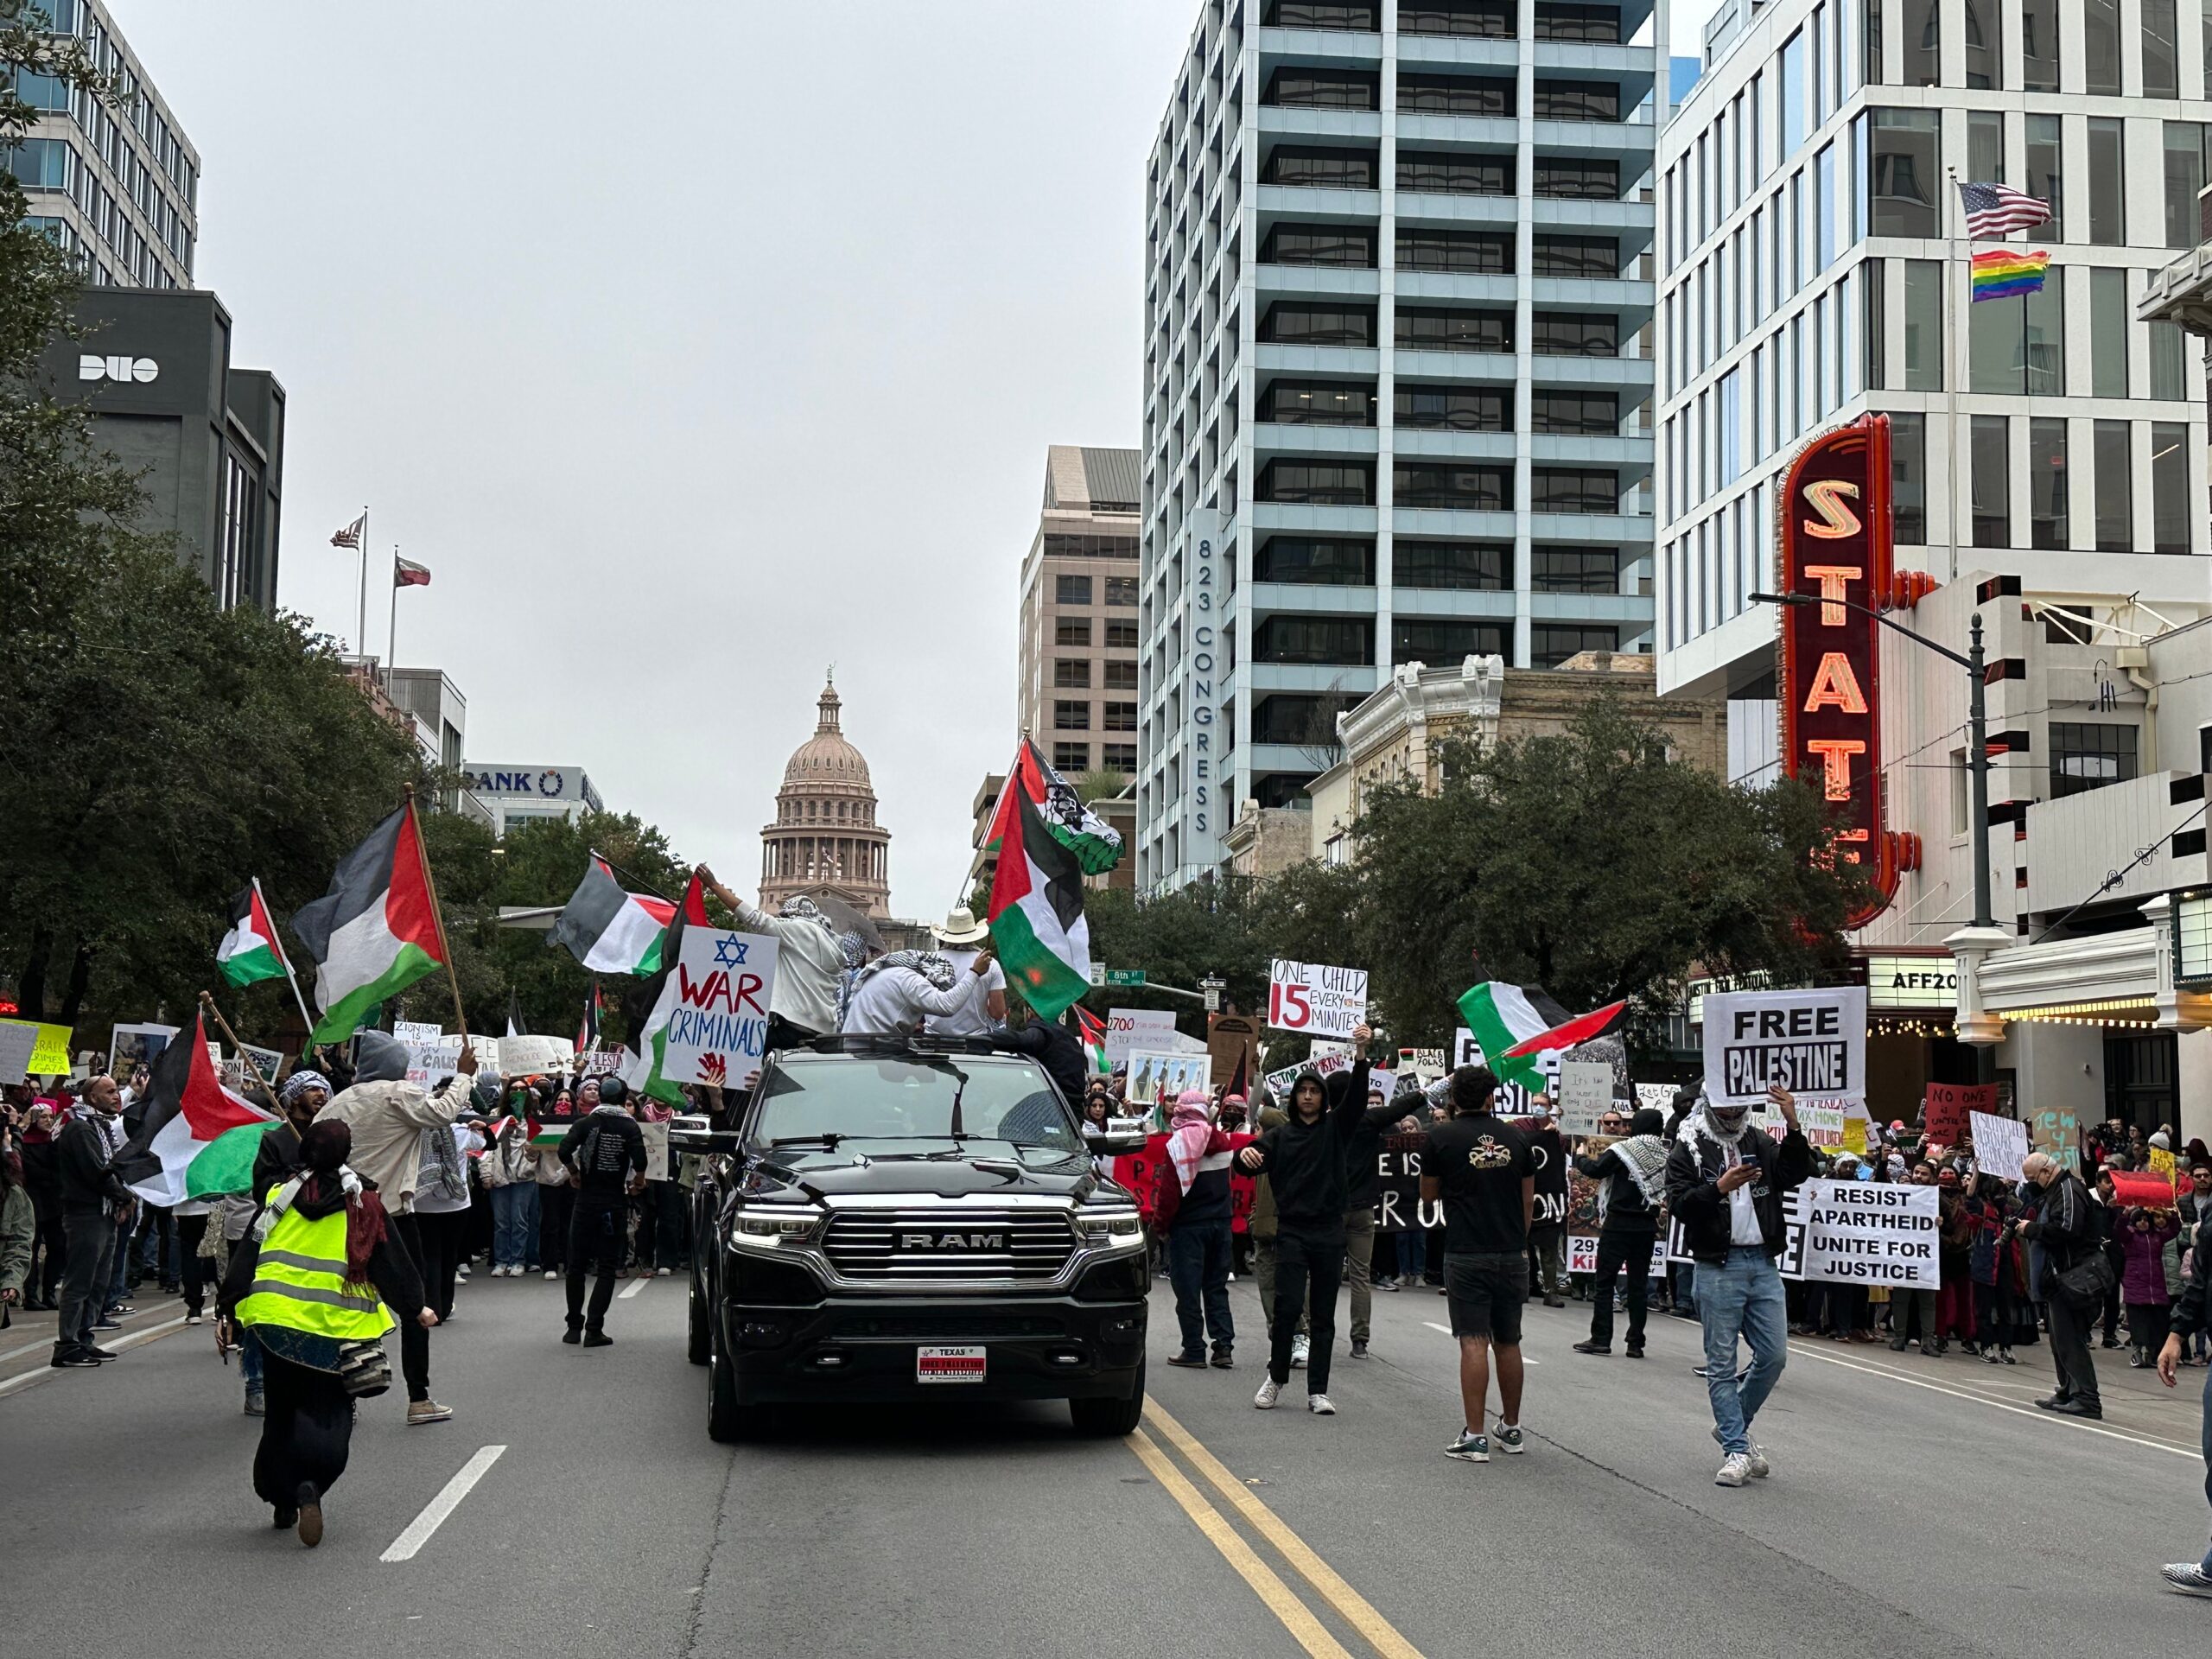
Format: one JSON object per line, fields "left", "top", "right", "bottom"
{"left": 640, "top": 1120, "right": 671, "bottom": 1184}
{"left": 1797, "top": 1179, "right": 1938, "bottom": 1288}
{"left": 663, "top": 927, "right": 779, "bottom": 1090}
{"left": 1669, "top": 1188, "right": 1810, "bottom": 1277}
{"left": 1267, "top": 959, "right": 1368, "bottom": 1039}
{"left": 1372, "top": 1131, "right": 1442, "bottom": 1232}
{"left": 2027, "top": 1103, "right": 2081, "bottom": 1173}
{"left": 498, "top": 1034, "right": 573, "bottom": 1075}
{"left": 578, "top": 1048, "right": 627, "bottom": 1078}
{"left": 1399, "top": 1047, "right": 1447, "bottom": 1085}
{"left": 1125, "top": 1052, "right": 1210, "bottom": 1109}
{"left": 394, "top": 1022, "right": 469, "bottom": 1089}
{"left": 1567, "top": 1234, "right": 1668, "bottom": 1276}
{"left": 1207, "top": 1014, "right": 1258, "bottom": 1088}
{"left": 0, "top": 1019, "right": 73, "bottom": 1083}
{"left": 2151, "top": 1146, "right": 2179, "bottom": 1189}
{"left": 1451, "top": 1027, "right": 1560, "bottom": 1110}
{"left": 1104, "top": 1007, "right": 1178, "bottom": 1066}
{"left": 1921, "top": 1081, "right": 1993, "bottom": 1145}
{"left": 108, "top": 1022, "right": 178, "bottom": 1081}
{"left": 1633, "top": 1082, "right": 1677, "bottom": 1115}
{"left": 2111, "top": 1169, "right": 2180, "bottom": 1210}
{"left": 236, "top": 1042, "right": 287, "bottom": 1086}
{"left": 1700, "top": 987, "right": 1866, "bottom": 1106}
{"left": 1555, "top": 1061, "right": 1614, "bottom": 1135}
{"left": 0, "top": 1022, "right": 35, "bottom": 1086}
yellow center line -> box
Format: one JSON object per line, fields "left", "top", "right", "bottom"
{"left": 1127, "top": 1427, "right": 1357, "bottom": 1659}
{"left": 1143, "top": 1402, "right": 1429, "bottom": 1659}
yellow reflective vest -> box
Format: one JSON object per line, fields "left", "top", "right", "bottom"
{"left": 233, "top": 1190, "right": 395, "bottom": 1343}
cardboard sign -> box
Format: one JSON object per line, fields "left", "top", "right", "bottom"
{"left": 0, "top": 1019, "right": 73, "bottom": 1083}
{"left": 1399, "top": 1047, "right": 1447, "bottom": 1084}
{"left": 1125, "top": 1051, "right": 1211, "bottom": 1109}
{"left": 578, "top": 1048, "right": 628, "bottom": 1078}
{"left": 235, "top": 1042, "right": 288, "bottom": 1088}
{"left": 1922, "top": 1081, "right": 1994, "bottom": 1145}
{"left": 1700, "top": 987, "right": 1866, "bottom": 1106}
{"left": 1555, "top": 1060, "right": 1615, "bottom": 1135}
{"left": 0, "top": 1022, "right": 40, "bottom": 1086}
{"left": 663, "top": 927, "right": 779, "bottom": 1090}
{"left": 1798, "top": 1179, "right": 1939, "bottom": 1288}
{"left": 108, "top": 1021, "right": 178, "bottom": 1081}
{"left": 1103, "top": 1007, "right": 1178, "bottom": 1066}
{"left": 1567, "top": 1234, "right": 1669, "bottom": 1276}
{"left": 2151, "top": 1146, "right": 2180, "bottom": 1189}
{"left": 2028, "top": 1104, "right": 2081, "bottom": 1173}
{"left": 1267, "top": 959, "right": 1368, "bottom": 1039}
{"left": 497, "top": 1033, "right": 574, "bottom": 1076}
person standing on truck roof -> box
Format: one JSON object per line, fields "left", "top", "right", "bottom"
{"left": 1236, "top": 1023, "right": 1373, "bottom": 1417}
{"left": 838, "top": 948, "right": 997, "bottom": 1036}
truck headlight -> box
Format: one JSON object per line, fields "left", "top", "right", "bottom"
{"left": 1078, "top": 1211, "right": 1145, "bottom": 1250}
{"left": 734, "top": 1213, "right": 817, "bottom": 1245}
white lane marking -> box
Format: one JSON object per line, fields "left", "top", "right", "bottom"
{"left": 0, "top": 1314, "right": 189, "bottom": 1399}
{"left": 0, "top": 1304, "right": 181, "bottom": 1364}
{"left": 618, "top": 1276, "right": 650, "bottom": 1300}
{"left": 1421, "top": 1319, "right": 1536, "bottom": 1358}
{"left": 380, "top": 1444, "right": 507, "bottom": 1562}
{"left": 1787, "top": 1342, "right": 2194, "bottom": 1459}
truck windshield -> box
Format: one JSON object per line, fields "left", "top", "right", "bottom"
{"left": 749, "top": 1056, "right": 1082, "bottom": 1154}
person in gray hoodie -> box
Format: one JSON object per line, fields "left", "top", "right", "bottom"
{"left": 318, "top": 1030, "right": 476, "bottom": 1426}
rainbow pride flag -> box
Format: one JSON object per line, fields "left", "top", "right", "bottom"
{"left": 1970, "top": 248, "right": 2050, "bottom": 302}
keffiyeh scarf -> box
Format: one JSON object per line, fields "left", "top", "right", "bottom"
{"left": 836, "top": 950, "right": 957, "bottom": 1027}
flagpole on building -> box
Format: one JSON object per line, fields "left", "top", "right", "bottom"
{"left": 404, "top": 783, "right": 472, "bottom": 1043}
{"left": 257, "top": 874, "right": 319, "bottom": 1044}
{"left": 356, "top": 507, "right": 369, "bottom": 665}
{"left": 388, "top": 545, "right": 402, "bottom": 686}
{"left": 199, "top": 989, "right": 272, "bottom": 1096}
{"left": 1947, "top": 167, "right": 1967, "bottom": 584}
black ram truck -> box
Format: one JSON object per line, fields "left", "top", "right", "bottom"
{"left": 676, "top": 1035, "right": 1150, "bottom": 1440}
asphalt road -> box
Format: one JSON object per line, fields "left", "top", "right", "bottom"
{"left": 6, "top": 1265, "right": 2208, "bottom": 1658}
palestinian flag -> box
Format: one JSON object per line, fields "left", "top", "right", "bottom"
{"left": 987, "top": 779, "right": 1092, "bottom": 1020}
{"left": 291, "top": 800, "right": 447, "bottom": 1043}
{"left": 115, "top": 1012, "right": 276, "bottom": 1205}
{"left": 1073, "top": 1004, "right": 1109, "bottom": 1075}
{"left": 623, "top": 872, "right": 710, "bottom": 1107}
{"left": 575, "top": 979, "right": 601, "bottom": 1052}
{"left": 1455, "top": 982, "right": 1630, "bottom": 1091}
{"left": 550, "top": 855, "right": 677, "bottom": 976}
{"left": 216, "top": 879, "right": 289, "bottom": 988}
{"left": 1224, "top": 1050, "right": 1249, "bottom": 1101}
{"left": 985, "top": 739, "right": 1123, "bottom": 876}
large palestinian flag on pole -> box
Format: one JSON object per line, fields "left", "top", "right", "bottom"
{"left": 623, "top": 872, "right": 710, "bottom": 1107}
{"left": 115, "top": 1011, "right": 276, "bottom": 1205}
{"left": 984, "top": 739, "right": 1123, "bottom": 876}
{"left": 987, "top": 779, "right": 1093, "bottom": 1020}
{"left": 291, "top": 800, "right": 446, "bottom": 1043}
{"left": 216, "top": 879, "right": 289, "bottom": 988}
{"left": 550, "top": 855, "right": 678, "bottom": 976}
{"left": 1455, "top": 982, "right": 1630, "bottom": 1091}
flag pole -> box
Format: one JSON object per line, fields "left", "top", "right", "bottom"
{"left": 388, "top": 544, "right": 401, "bottom": 679}
{"left": 404, "top": 783, "right": 472, "bottom": 1046}
{"left": 1947, "top": 167, "right": 1967, "bottom": 583}
{"left": 199, "top": 989, "right": 272, "bottom": 1096}
{"left": 356, "top": 506, "right": 368, "bottom": 666}
{"left": 257, "top": 875, "right": 318, "bottom": 1045}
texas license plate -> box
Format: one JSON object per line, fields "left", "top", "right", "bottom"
{"left": 916, "top": 1345, "right": 986, "bottom": 1383}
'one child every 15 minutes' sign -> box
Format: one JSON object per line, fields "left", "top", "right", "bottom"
{"left": 1267, "top": 959, "right": 1369, "bottom": 1040}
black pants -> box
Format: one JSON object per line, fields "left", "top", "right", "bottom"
{"left": 566, "top": 1196, "right": 626, "bottom": 1331}
{"left": 538, "top": 1185, "right": 574, "bottom": 1274}
{"left": 31, "top": 1198, "right": 64, "bottom": 1302}
{"left": 1268, "top": 1224, "right": 1345, "bottom": 1392}
{"left": 2132, "top": 1300, "right": 2173, "bottom": 1358}
{"left": 1589, "top": 1229, "right": 1654, "bottom": 1350}
{"left": 254, "top": 1350, "right": 354, "bottom": 1510}
{"left": 2047, "top": 1287, "right": 2102, "bottom": 1409}
{"left": 414, "top": 1209, "right": 468, "bottom": 1320}
{"left": 388, "top": 1213, "right": 432, "bottom": 1403}
{"left": 1973, "top": 1279, "right": 2015, "bottom": 1348}
{"left": 2101, "top": 1281, "right": 2123, "bottom": 1344}
{"left": 56, "top": 1210, "right": 115, "bottom": 1349}
{"left": 175, "top": 1212, "right": 210, "bottom": 1316}
{"left": 638, "top": 1180, "right": 686, "bottom": 1268}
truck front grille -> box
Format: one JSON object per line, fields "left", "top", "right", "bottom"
{"left": 822, "top": 1211, "right": 1077, "bottom": 1283}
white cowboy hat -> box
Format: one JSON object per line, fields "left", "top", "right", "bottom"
{"left": 932, "top": 904, "right": 990, "bottom": 946}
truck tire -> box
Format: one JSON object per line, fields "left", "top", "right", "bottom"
{"left": 1070, "top": 1360, "right": 1146, "bottom": 1437}
{"left": 686, "top": 1268, "right": 709, "bottom": 1367}
{"left": 707, "top": 1319, "right": 747, "bottom": 1442}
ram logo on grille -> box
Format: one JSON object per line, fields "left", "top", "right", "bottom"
{"left": 899, "top": 1232, "right": 1007, "bottom": 1251}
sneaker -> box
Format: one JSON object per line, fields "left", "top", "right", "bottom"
{"left": 1254, "top": 1376, "right": 1282, "bottom": 1409}
{"left": 563, "top": 1323, "right": 582, "bottom": 1345}
{"left": 1210, "top": 1346, "right": 1234, "bottom": 1369}
{"left": 1572, "top": 1339, "right": 1611, "bottom": 1356}
{"left": 1290, "top": 1334, "right": 1310, "bottom": 1370}
{"left": 106, "top": 1303, "right": 135, "bottom": 1317}
{"left": 1383, "top": 1279, "right": 1402, "bottom": 1292}
{"left": 2131, "top": 1351, "right": 2148, "bottom": 1369}
{"left": 1715, "top": 1452, "right": 1754, "bottom": 1487}
{"left": 79, "top": 1344, "right": 118, "bottom": 1361}
{"left": 2161, "top": 1563, "right": 2212, "bottom": 1598}
{"left": 295, "top": 1481, "right": 323, "bottom": 1548}
{"left": 1308, "top": 1393, "right": 1337, "bottom": 1415}
{"left": 92, "top": 1316, "right": 121, "bottom": 1331}
{"left": 543, "top": 1269, "right": 559, "bottom": 1281}
{"left": 406, "top": 1399, "right": 454, "bottom": 1426}
{"left": 184, "top": 1313, "right": 203, "bottom": 1325}
{"left": 48, "top": 1345, "right": 100, "bottom": 1369}
{"left": 1351, "top": 1338, "right": 1369, "bottom": 1357}
{"left": 656, "top": 1267, "right": 671, "bottom": 1276}
{"left": 244, "top": 1390, "right": 266, "bottom": 1416}
{"left": 1624, "top": 1343, "right": 1645, "bottom": 1359}
{"left": 1445, "top": 1429, "right": 1490, "bottom": 1463}
{"left": 1166, "top": 1351, "right": 1208, "bottom": 1368}
{"left": 583, "top": 1330, "right": 613, "bottom": 1348}
{"left": 1492, "top": 1421, "right": 1524, "bottom": 1454}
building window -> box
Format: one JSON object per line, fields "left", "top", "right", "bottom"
{"left": 1399, "top": 73, "right": 1516, "bottom": 117}
{"left": 1534, "top": 158, "right": 1619, "bottom": 200}
{"left": 1104, "top": 575, "right": 1136, "bottom": 607}
{"left": 1969, "top": 267, "right": 2064, "bottom": 395}
{"left": 1264, "top": 145, "right": 1380, "bottom": 188}
{"left": 1962, "top": 0, "right": 2002, "bottom": 86}
{"left": 1104, "top": 619, "right": 1140, "bottom": 649}
{"left": 2087, "top": 119, "right": 2126, "bottom": 245}
{"left": 1532, "top": 79, "right": 1620, "bottom": 121}
{"left": 1256, "top": 536, "right": 1376, "bottom": 584}
{"left": 1258, "top": 460, "right": 1374, "bottom": 505}
{"left": 1056, "top": 616, "right": 1091, "bottom": 646}
{"left": 1265, "top": 1, "right": 1382, "bottom": 28}
{"left": 2094, "top": 421, "right": 2133, "bottom": 551}
{"left": 1532, "top": 235, "right": 1618, "bottom": 277}
{"left": 1531, "top": 625, "right": 1621, "bottom": 666}
{"left": 2165, "top": 123, "right": 2209, "bottom": 249}
{"left": 1264, "top": 67, "right": 1380, "bottom": 110}
{"left": 1261, "top": 302, "right": 1377, "bottom": 346}
{"left": 1262, "top": 224, "right": 1376, "bottom": 267}
{"left": 1531, "top": 312, "right": 1618, "bottom": 355}
{"left": 2050, "top": 722, "right": 2138, "bottom": 797}
{"left": 1782, "top": 31, "right": 1807, "bottom": 151}
{"left": 1395, "top": 384, "right": 1512, "bottom": 431}
{"left": 1396, "top": 228, "right": 1513, "bottom": 273}
{"left": 1261, "top": 380, "right": 1376, "bottom": 425}
{"left": 2029, "top": 418, "right": 2068, "bottom": 551}
{"left": 1891, "top": 411, "right": 1926, "bottom": 542}
{"left": 1399, "top": 0, "right": 1515, "bottom": 35}
{"left": 1397, "top": 306, "right": 1513, "bottom": 353}
{"left": 1970, "top": 415, "right": 2010, "bottom": 548}
{"left": 1104, "top": 660, "right": 1139, "bottom": 690}
{"left": 2020, "top": 0, "right": 2059, "bottom": 89}
{"left": 1053, "top": 700, "right": 1091, "bottom": 731}
{"left": 2083, "top": 0, "right": 2122, "bottom": 93}
{"left": 2144, "top": 0, "right": 2181, "bottom": 95}
{"left": 1900, "top": 0, "right": 1938, "bottom": 84}
{"left": 1530, "top": 468, "right": 1618, "bottom": 513}
{"left": 1254, "top": 616, "right": 1374, "bottom": 664}
{"left": 1868, "top": 108, "right": 1941, "bottom": 237}
{"left": 1102, "top": 702, "right": 1138, "bottom": 733}
{"left": 1053, "top": 741, "right": 1090, "bottom": 772}
{"left": 1056, "top": 574, "right": 1093, "bottom": 606}
{"left": 1101, "top": 743, "right": 1136, "bottom": 772}
{"left": 2151, "top": 320, "right": 2190, "bottom": 400}
{"left": 1397, "top": 151, "right": 1514, "bottom": 195}
{"left": 1054, "top": 659, "right": 1091, "bottom": 689}
{"left": 1394, "top": 620, "right": 1508, "bottom": 661}
{"left": 1395, "top": 462, "right": 1511, "bottom": 509}
{"left": 1042, "top": 533, "right": 1137, "bottom": 559}
{"left": 2025, "top": 114, "right": 2063, "bottom": 232}
{"left": 1394, "top": 540, "right": 1510, "bottom": 589}
{"left": 1535, "top": 2, "right": 1621, "bottom": 40}
{"left": 1532, "top": 545, "right": 1618, "bottom": 592}
{"left": 2153, "top": 422, "right": 2190, "bottom": 555}
{"left": 2090, "top": 268, "right": 2130, "bottom": 397}
{"left": 1529, "top": 391, "right": 1618, "bottom": 435}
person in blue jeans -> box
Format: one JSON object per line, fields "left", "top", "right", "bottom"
{"left": 2158, "top": 1206, "right": 2212, "bottom": 1594}
{"left": 1663, "top": 1084, "right": 1812, "bottom": 1488}
{"left": 1157, "top": 1090, "right": 1236, "bottom": 1370}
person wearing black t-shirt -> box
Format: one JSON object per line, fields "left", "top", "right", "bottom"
{"left": 558, "top": 1077, "right": 646, "bottom": 1348}
{"left": 1421, "top": 1065, "right": 1534, "bottom": 1464}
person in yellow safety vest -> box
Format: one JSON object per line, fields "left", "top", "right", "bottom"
{"left": 218, "top": 1118, "right": 431, "bottom": 1548}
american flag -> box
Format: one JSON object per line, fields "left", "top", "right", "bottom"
{"left": 1958, "top": 181, "right": 2053, "bottom": 238}
{"left": 329, "top": 512, "right": 365, "bottom": 549}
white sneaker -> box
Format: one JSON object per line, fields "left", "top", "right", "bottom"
{"left": 1711, "top": 1426, "right": 1769, "bottom": 1478}
{"left": 656, "top": 1266, "right": 671, "bottom": 1276}
{"left": 543, "top": 1269, "right": 559, "bottom": 1281}
{"left": 1714, "top": 1452, "right": 1754, "bottom": 1487}
{"left": 1254, "top": 1377, "right": 1282, "bottom": 1409}
{"left": 1290, "top": 1335, "right": 1311, "bottom": 1370}
{"left": 1308, "top": 1393, "right": 1336, "bottom": 1414}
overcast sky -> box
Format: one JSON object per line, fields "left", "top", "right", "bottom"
{"left": 124, "top": 0, "right": 1198, "bottom": 918}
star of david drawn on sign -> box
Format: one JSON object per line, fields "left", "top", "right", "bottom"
{"left": 712, "top": 937, "right": 747, "bottom": 968}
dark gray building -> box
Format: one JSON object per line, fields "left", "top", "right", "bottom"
{"left": 44, "top": 288, "right": 285, "bottom": 612}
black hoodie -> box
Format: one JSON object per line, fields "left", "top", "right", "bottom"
{"left": 1248, "top": 1059, "right": 1370, "bottom": 1229}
